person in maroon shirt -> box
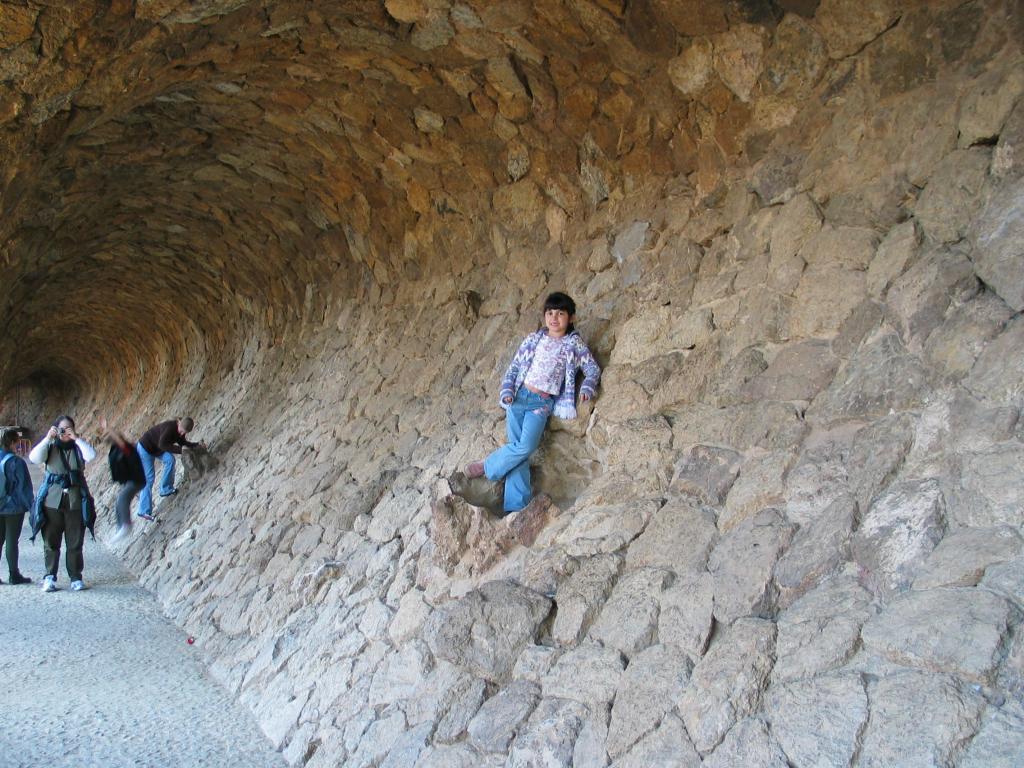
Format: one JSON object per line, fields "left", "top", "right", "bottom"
{"left": 135, "top": 418, "right": 204, "bottom": 521}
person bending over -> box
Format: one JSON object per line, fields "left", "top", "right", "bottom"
{"left": 135, "top": 417, "right": 204, "bottom": 522}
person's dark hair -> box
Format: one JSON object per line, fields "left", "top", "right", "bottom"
{"left": 543, "top": 291, "right": 576, "bottom": 333}
{"left": 0, "top": 427, "right": 17, "bottom": 450}
{"left": 179, "top": 417, "right": 195, "bottom": 432}
{"left": 53, "top": 415, "right": 75, "bottom": 429}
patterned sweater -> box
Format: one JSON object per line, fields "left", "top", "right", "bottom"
{"left": 499, "top": 329, "right": 602, "bottom": 420}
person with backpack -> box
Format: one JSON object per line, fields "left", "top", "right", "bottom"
{"left": 0, "top": 427, "right": 34, "bottom": 585}
{"left": 99, "top": 417, "right": 145, "bottom": 541}
{"left": 29, "top": 415, "right": 96, "bottom": 592}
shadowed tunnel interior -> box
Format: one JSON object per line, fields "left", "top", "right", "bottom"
{"left": 0, "top": 0, "right": 860, "bottom": 418}
{"left": 2, "top": 1, "right": 1024, "bottom": 766}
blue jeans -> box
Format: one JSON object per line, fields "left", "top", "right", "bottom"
{"left": 484, "top": 388, "right": 553, "bottom": 513}
{"left": 136, "top": 442, "right": 175, "bottom": 517}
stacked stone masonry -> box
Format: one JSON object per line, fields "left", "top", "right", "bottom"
{"left": 1, "top": 0, "right": 1023, "bottom": 765}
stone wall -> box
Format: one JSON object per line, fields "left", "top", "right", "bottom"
{"left": 2, "top": 0, "right": 1023, "bottom": 765}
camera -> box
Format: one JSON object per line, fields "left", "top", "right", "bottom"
{"left": 59, "top": 427, "right": 72, "bottom": 436}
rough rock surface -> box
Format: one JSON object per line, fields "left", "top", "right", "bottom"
{"left": 1, "top": 0, "right": 1022, "bottom": 765}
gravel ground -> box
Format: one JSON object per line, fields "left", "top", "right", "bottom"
{"left": 0, "top": 520, "right": 285, "bottom": 768}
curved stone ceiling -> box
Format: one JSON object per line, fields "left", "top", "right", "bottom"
{"left": 0, "top": 0, "right": 812, "bottom": 402}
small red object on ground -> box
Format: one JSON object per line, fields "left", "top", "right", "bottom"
{"left": 187, "top": 637, "right": 195, "bottom": 645}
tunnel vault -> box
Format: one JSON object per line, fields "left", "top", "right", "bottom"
{"left": 3, "top": 0, "right": 1007, "bottom": 411}
{"left": 2, "top": 1, "right": 1024, "bottom": 765}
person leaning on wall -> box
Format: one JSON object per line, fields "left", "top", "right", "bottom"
{"left": 29, "top": 415, "right": 96, "bottom": 592}
{"left": 135, "top": 417, "right": 205, "bottom": 522}
{"left": 0, "top": 427, "right": 34, "bottom": 585}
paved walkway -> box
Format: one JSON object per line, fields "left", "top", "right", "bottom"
{"left": 0, "top": 523, "right": 285, "bottom": 768}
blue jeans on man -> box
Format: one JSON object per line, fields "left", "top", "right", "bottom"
{"left": 483, "top": 388, "right": 553, "bottom": 513}
{"left": 136, "top": 442, "right": 175, "bottom": 518}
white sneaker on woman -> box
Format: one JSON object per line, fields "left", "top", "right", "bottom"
{"left": 70, "top": 580, "right": 86, "bottom": 591}
{"left": 42, "top": 575, "right": 57, "bottom": 592}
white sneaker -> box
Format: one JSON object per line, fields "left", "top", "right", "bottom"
{"left": 70, "top": 580, "right": 86, "bottom": 591}
{"left": 42, "top": 575, "right": 57, "bottom": 592}
{"left": 109, "top": 525, "right": 130, "bottom": 543}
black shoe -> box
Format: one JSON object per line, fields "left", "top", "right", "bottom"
{"left": 9, "top": 573, "right": 31, "bottom": 585}
{"left": 159, "top": 489, "right": 178, "bottom": 497}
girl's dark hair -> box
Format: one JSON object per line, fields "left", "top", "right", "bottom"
{"left": 544, "top": 292, "right": 576, "bottom": 315}
{"left": 543, "top": 291, "right": 577, "bottom": 333}
{"left": 0, "top": 427, "right": 17, "bottom": 450}
{"left": 53, "top": 415, "right": 75, "bottom": 429}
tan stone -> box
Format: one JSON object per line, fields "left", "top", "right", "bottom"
{"left": 0, "top": 5, "right": 38, "bottom": 48}
{"left": 667, "top": 40, "right": 714, "bottom": 96}
{"left": 712, "top": 24, "right": 766, "bottom": 103}
{"left": 814, "top": 0, "right": 902, "bottom": 59}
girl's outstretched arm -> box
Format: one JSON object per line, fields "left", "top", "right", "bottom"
{"left": 578, "top": 341, "right": 602, "bottom": 401}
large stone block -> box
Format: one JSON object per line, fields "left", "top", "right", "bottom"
{"left": 701, "top": 718, "right": 789, "bottom": 768}
{"left": 763, "top": 675, "right": 869, "bottom": 768}
{"left": 858, "top": 672, "right": 985, "bottom": 767}
{"left": 958, "top": 67, "right": 1024, "bottom": 149}
{"left": 739, "top": 339, "right": 839, "bottom": 403}
{"left": 814, "top": 0, "right": 901, "bottom": 58}
{"left": 606, "top": 644, "right": 692, "bottom": 759}
{"left": 720, "top": 453, "right": 790, "bottom": 532}
{"left": 608, "top": 713, "right": 701, "bottom": 768}
{"left": 423, "top": 581, "right": 551, "bottom": 683}
{"left": 541, "top": 643, "right": 625, "bottom": 706}
{"left": 971, "top": 179, "right": 1024, "bottom": 311}
{"left": 770, "top": 195, "right": 821, "bottom": 266}
{"left": 924, "top": 290, "right": 1015, "bottom": 380}
{"left": 867, "top": 220, "right": 920, "bottom": 298}
{"left": 852, "top": 478, "right": 947, "bottom": 596}
{"left": 862, "top": 587, "right": 1013, "bottom": 683}
{"left": 788, "top": 262, "right": 867, "bottom": 338}
{"left": 960, "top": 704, "right": 1024, "bottom": 768}
{"left": 775, "top": 495, "right": 857, "bottom": 607}
{"left": 713, "top": 24, "right": 767, "bottom": 102}
{"left": 913, "top": 525, "right": 1023, "bottom": 589}
{"left": 610, "top": 306, "right": 714, "bottom": 365}
{"left": 709, "top": 508, "right": 796, "bottom": 623}
{"left": 507, "top": 697, "right": 588, "bottom": 768}
{"left": 671, "top": 401, "right": 807, "bottom": 454}
{"left": 658, "top": 572, "right": 715, "bottom": 659}
{"left": 965, "top": 315, "right": 1024, "bottom": 408}
{"left": 885, "top": 247, "right": 979, "bottom": 350}
{"left": 678, "top": 618, "right": 776, "bottom": 754}
{"left": 914, "top": 147, "right": 992, "bottom": 244}
{"left": 808, "top": 333, "right": 932, "bottom": 424}
{"left": 668, "top": 445, "right": 742, "bottom": 505}
{"left": 588, "top": 567, "right": 671, "bottom": 658}
{"left": 625, "top": 498, "right": 717, "bottom": 573}
{"left": 554, "top": 499, "right": 658, "bottom": 558}
{"left": 773, "top": 571, "right": 875, "bottom": 683}
{"left": 551, "top": 554, "right": 621, "bottom": 647}
{"left": 467, "top": 680, "right": 540, "bottom": 754}
{"left": 760, "top": 14, "right": 826, "bottom": 96}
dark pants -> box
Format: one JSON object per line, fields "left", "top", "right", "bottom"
{"left": 42, "top": 499, "right": 84, "bottom": 581}
{"left": 0, "top": 513, "right": 26, "bottom": 578}
{"left": 116, "top": 481, "right": 144, "bottom": 528}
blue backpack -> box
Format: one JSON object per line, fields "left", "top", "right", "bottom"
{"left": 0, "top": 454, "right": 17, "bottom": 515}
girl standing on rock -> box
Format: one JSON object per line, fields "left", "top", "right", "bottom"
{"left": 29, "top": 415, "right": 96, "bottom": 592}
{"left": 466, "top": 292, "right": 601, "bottom": 515}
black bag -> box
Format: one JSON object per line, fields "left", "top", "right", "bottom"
{"left": 108, "top": 444, "right": 143, "bottom": 484}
